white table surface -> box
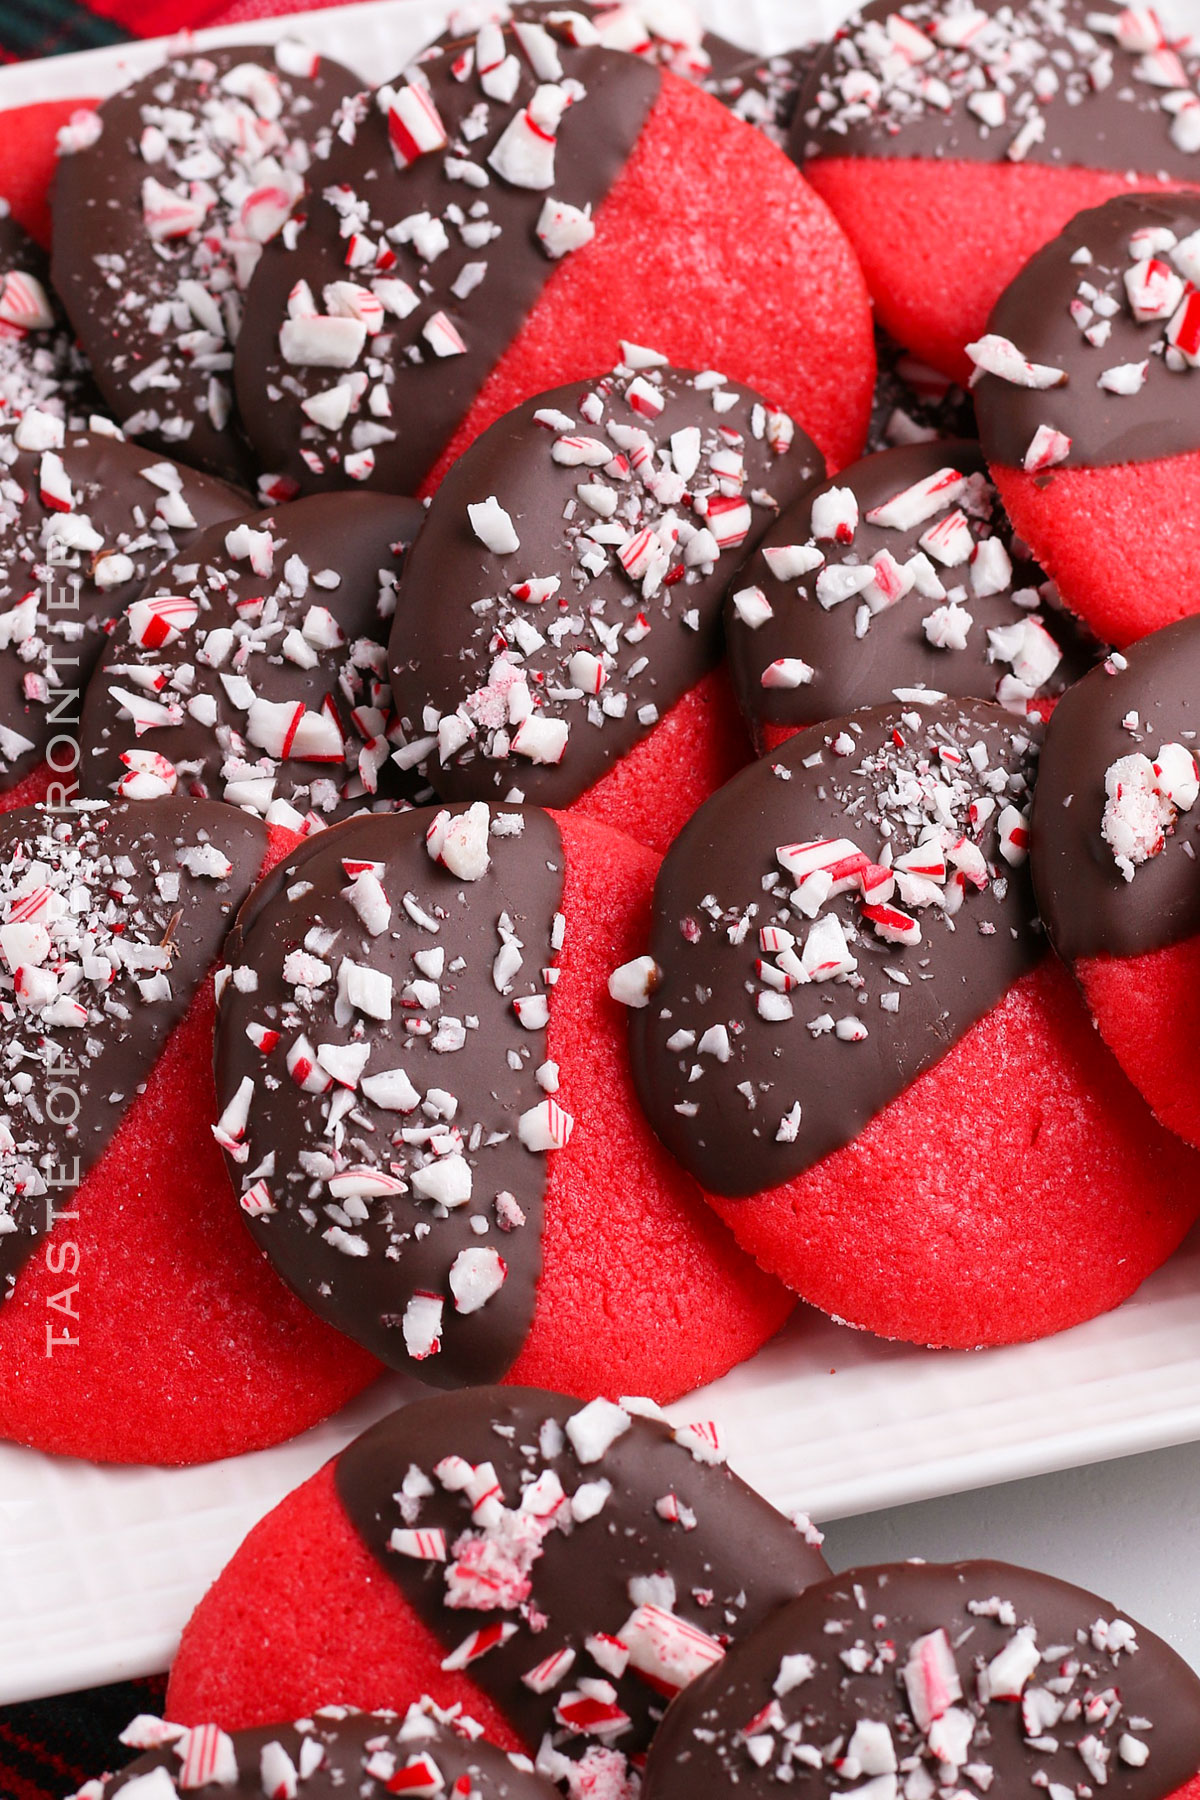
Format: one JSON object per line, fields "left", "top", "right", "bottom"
{"left": 822, "top": 1439, "right": 1200, "bottom": 1674}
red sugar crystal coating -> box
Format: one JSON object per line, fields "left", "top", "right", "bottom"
{"left": 0, "top": 825, "right": 380, "bottom": 1465}
{"left": 166, "top": 1458, "right": 520, "bottom": 1737}
{"left": 424, "top": 74, "right": 873, "bottom": 491}
{"left": 706, "top": 957, "right": 1200, "bottom": 1348}
{"left": 0, "top": 99, "right": 91, "bottom": 243}
{"left": 571, "top": 666, "right": 752, "bottom": 855}
{"left": 0, "top": 761, "right": 51, "bottom": 814}
{"left": 992, "top": 454, "right": 1200, "bottom": 648}
{"left": 806, "top": 158, "right": 1195, "bottom": 387}
{"left": 515, "top": 810, "right": 792, "bottom": 1395}
{"left": 1078, "top": 937, "right": 1200, "bottom": 1152}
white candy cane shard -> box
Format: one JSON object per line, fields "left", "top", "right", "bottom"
{"left": 1124, "top": 255, "right": 1184, "bottom": 321}
{"left": 536, "top": 196, "right": 595, "bottom": 257}
{"left": 518, "top": 1097, "right": 574, "bottom": 1150}
{"left": 810, "top": 486, "right": 858, "bottom": 543}
{"left": 608, "top": 955, "right": 661, "bottom": 1007}
{"left": 904, "top": 1628, "right": 962, "bottom": 1731}
{"left": 127, "top": 595, "right": 198, "bottom": 648}
{"left": 403, "top": 1291, "right": 444, "bottom": 1360}
{"left": 389, "top": 1526, "right": 447, "bottom": 1560}
{"left": 982, "top": 1625, "right": 1040, "bottom": 1700}
{"left": 965, "top": 334, "right": 1068, "bottom": 389}
{"left": 449, "top": 1245, "right": 507, "bottom": 1312}
{"left": 279, "top": 314, "right": 366, "bottom": 368}
{"left": 1098, "top": 359, "right": 1148, "bottom": 395}
{"left": 426, "top": 802, "right": 492, "bottom": 880}
{"left": 177, "top": 1723, "right": 238, "bottom": 1789}
{"left": 388, "top": 83, "right": 449, "bottom": 166}
{"left": 0, "top": 270, "right": 54, "bottom": 331}
{"left": 731, "top": 586, "right": 774, "bottom": 629}
{"left": 762, "top": 542, "right": 824, "bottom": 580}
{"left": 866, "top": 467, "right": 967, "bottom": 530}
{"left": 489, "top": 84, "right": 567, "bottom": 188}
{"left": 566, "top": 1397, "right": 631, "bottom": 1462}
{"left": 761, "top": 657, "right": 814, "bottom": 689}
{"left": 469, "top": 495, "right": 520, "bottom": 553}
{"left": 1023, "top": 423, "right": 1072, "bottom": 472}
{"left": 619, "top": 1604, "right": 725, "bottom": 1696}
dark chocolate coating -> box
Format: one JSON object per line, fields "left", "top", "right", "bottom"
{"left": 389, "top": 366, "right": 822, "bottom": 809}
{"left": 233, "top": 30, "right": 660, "bottom": 496}
{"left": 643, "top": 1560, "right": 1200, "bottom": 1799}
{"left": 0, "top": 798, "right": 270, "bottom": 1299}
{"left": 100, "top": 1707, "right": 553, "bottom": 1798}
{"left": 78, "top": 490, "right": 429, "bottom": 822}
{"left": 0, "top": 427, "right": 246, "bottom": 796}
{"left": 793, "top": 0, "right": 1200, "bottom": 179}
{"left": 51, "top": 45, "right": 363, "bottom": 486}
{"left": 726, "top": 441, "right": 1085, "bottom": 743}
{"left": 336, "top": 1386, "right": 829, "bottom": 1759}
{"left": 0, "top": 211, "right": 99, "bottom": 424}
{"left": 974, "top": 192, "right": 1200, "bottom": 470}
{"left": 629, "top": 699, "right": 1042, "bottom": 1197}
{"left": 214, "top": 805, "right": 563, "bottom": 1383}
{"left": 1033, "top": 617, "right": 1200, "bottom": 961}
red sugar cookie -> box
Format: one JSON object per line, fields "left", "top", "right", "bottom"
{"left": 621, "top": 699, "right": 1200, "bottom": 1349}
{"left": 78, "top": 491, "right": 427, "bottom": 827}
{"left": 167, "top": 1385, "right": 829, "bottom": 1791}
{"left": 388, "top": 364, "right": 822, "bottom": 852}
{"left": 51, "top": 44, "right": 363, "bottom": 487}
{"left": 974, "top": 192, "right": 1200, "bottom": 648}
{"left": 1032, "top": 616, "right": 1200, "bottom": 1151}
{"left": 0, "top": 799, "right": 377, "bottom": 1464}
{"left": 644, "top": 1560, "right": 1200, "bottom": 1800}
{"left": 232, "top": 21, "right": 873, "bottom": 500}
{"left": 0, "top": 421, "right": 246, "bottom": 815}
{"left": 74, "top": 1703, "right": 557, "bottom": 1800}
{"left": 724, "top": 441, "right": 1090, "bottom": 754}
{"left": 212, "top": 803, "right": 791, "bottom": 1396}
{"left": 793, "top": 0, "right": 1200, "bottom": 385}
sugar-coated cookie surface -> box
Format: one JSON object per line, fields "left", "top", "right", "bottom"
{"left": 51, "top": 44, "right": 363, "bottom": 487}
{"left": 167, "top": 1385, "right": 828, "bottom": 1785}
{"left": 0, "top": 798, "right": 377, "bottom": 1462}
{"left": 213, "top": 803, "right": 790, "bottom": 1394}
{"left": 1033, "top": 616, "right": 1200, "bottom": 1147}
{"left": 0, "top": 419, "right": 245, "bottom": 808}
{"left": 388, "top": 362, "right": 822, "bottom": 843}
{"left": 642, "top": 1560, "right": 1200, "bottom": 1800}
{"left": 793, "top": 0, "right": 1200, "bottom": 382}
{"left": 620, "top": 699, "right": 1200, "bottom": 1345}
{"left": 974, "top": 191, "right": 1200, "bottom": 646}
{"left": 233, "top": 19, "right": 873, "bottom": 497}
{"left": 724, "top": 442, "right": 1087, "bottom": 749}
{"left": 73, "top": 1701, "right": 555, "bottom": 1800}
{"left": 79, "top": 491, "right": 427, "bottom": 826}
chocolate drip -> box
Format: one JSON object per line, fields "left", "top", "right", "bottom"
{"left": 0, "top": 798, "right": 270, "bottom": 1297}
{"left": 389, "top": 367, "right": 821, "bottom": 810}
{"left": 726, "top": 441, "right": 1087, "bottom": 744}
{"left": 233, "top": 30, "right": 659, "bottom": 497}
{"left": 793, "top": 0, "right": 1200, "bottom": 180}
{"left": 51, "top": 45, "right": 363, "bottom": 487}
{"left": 335, "top": 1386, "right": 829, "bottom": 1760}
{"left": 79, "top": 491, "right": 428, "bottom": 822}
{"left": 629, "top": 699, "right": 1042, "bottom": 1197}
{"left": 101, "top": 1706, "right": 554, "bottom": 1798}
{"left": 974, "top": 193, "right": 1200, "bottom": 471}
{"left": 1033, "top": 617, "right": 1200, "bottom": 961}
{"left": 214, "top": 806, "right": 564, "bottom": 1383}
{"left": 643, "top": 1560, "right": 1200, "bottom": 1799}
{"left": 0, "top": 426, "right": 246, "bottom": 795}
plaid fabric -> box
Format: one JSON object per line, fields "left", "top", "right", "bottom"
{"left": 0, "top": 0, "right": 227, "bottom": 62}
{"left": 0, "top": 1677, "right": 168, "bottom": 1799}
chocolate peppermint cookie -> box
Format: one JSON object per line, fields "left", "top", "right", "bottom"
{"left": 388, "top": 361, "right": 823, "bottom": 850}
{"left": 973, "top": 191, "right": 1200, "bottom": 647}
{"left": 232, "top": 15, "right": 872, "bottom": 498}
{"left": 167, "top": 1384, "right": 828, "bottom": 1785}
{"left": 791, "top": 1, "right": 1200, "bottom": 386}
{"left": 0, "top": 798, "right": 375, "bottom": 1463}
{"left": 644, "top": 1560, "right": 1200, "bottom": 1800}
{"left": 617, "top": 697, "right": 1199, "bottom": 1347}
{"left": 79, "top": 490, "right": 427, "bottom": 827}
{"left": 52, "top": 43, "right": 363, "bottom": 486}
{"left": 212, "top": 801, "right": 790, "bottom": 1393}
{"left": 0, "top": 416, "right": 246, "bottom": 811}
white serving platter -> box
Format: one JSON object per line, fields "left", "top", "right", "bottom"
{"left": 1, "top": 0, "right": 1200, "bottom": 1713}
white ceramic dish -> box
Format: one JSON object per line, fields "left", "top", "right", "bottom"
{"left": 2, "top": 0, "right": 1200, "bottom": 1712}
